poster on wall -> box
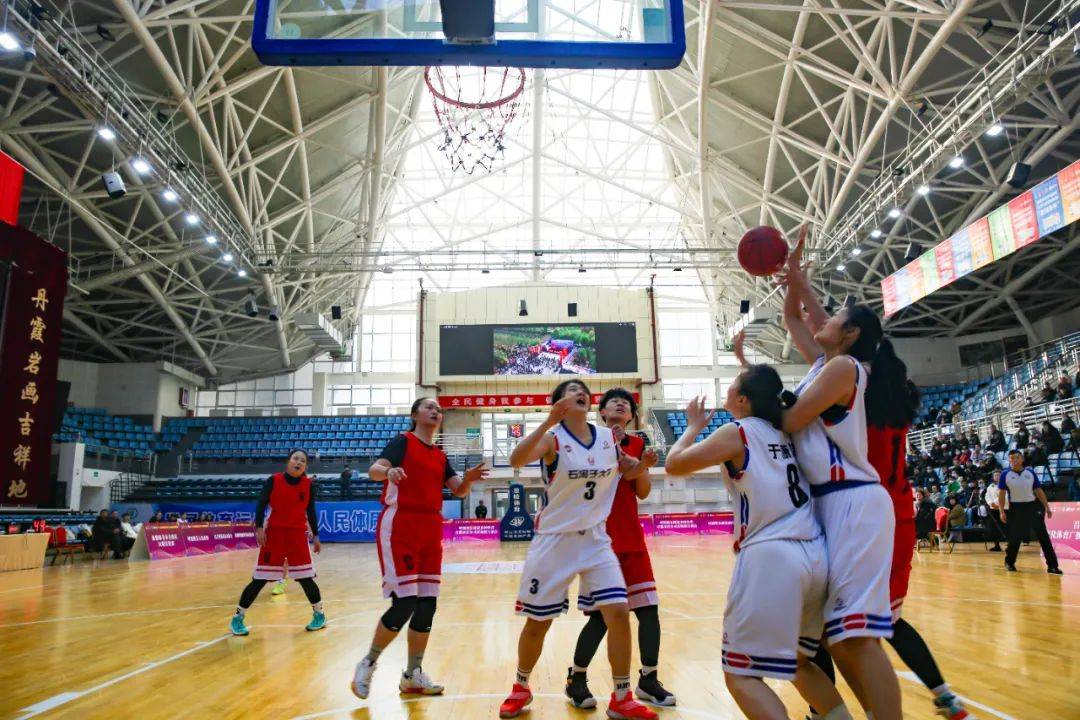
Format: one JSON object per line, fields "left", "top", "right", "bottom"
{"left": 882, "top": 159, "right": 1080, "bottom": 316}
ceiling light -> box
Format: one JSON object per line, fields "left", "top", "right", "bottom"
{"left": 131, "top": 157, "right": 151, "bottom": 174}
{"left": 917, "top": 184, "right": 931, "bottom": 196}
{"left": 949, "top": 155, "right": 964, "bottom": 169}
{"left": 887, "top": 207, "right": 902, "bottom": 219}
{"left": 204, "top": 235, "right": 217, "bottom": 245}
{"left": 836, "top": 264, "right": 846, "bottom": 272}
{"left": 162, "top": 188, "right": 178, "bottom": 202}
{"left": 237, "top": 269, "right": 247, "bottom": 277}
{"left": 184, "top": 212, "right": 200, "bottom": 225}
{"left": 851, "top": 247, "right": 862, "bottom": 256}
{"left": 222, "top": 252, "right": 234, "bottom": 262}
{"left": 986, "top": 122, "right": 1004, "bottom": 136}
{"left": 870, "top": 228, "right": 883, "bottom": 239}
{"left": 96, "top": 126, "right": 116, "bottom": 141}
{"left": 0, "top": 33, "right": 20, "bottom": 51}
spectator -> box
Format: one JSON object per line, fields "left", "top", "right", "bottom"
{"left": 965, "top": 430, "right": 981, "bottom": 449}
{"left": 1040, "top": 383, "right": 1056, "bottom": 404}
{"left": 1069, "top": 472, "right": 1080, "bottom": 502}
{"left": 936, "top": 407, "right": 952, "bottom": 426}
{"left": 149, "top": 511, "right": 166, "bottom": 523}
{"left": 1074, "top": 366, "right": 1080, "bottom": 394}
{"left": 969, "top": 444, "right": 985, "bottom": 466}
{"left": 915, "top": 488, "right": 936, "bottom": 540}
{"left": 997, "top": 450, "right": 1061, "bottom": 573}
{"left": 949, "top": 399, "right": 963, "bottom": 417}
{"left": 1058, "top": 374, "right": 1074, "bottom": 400}
{"left": 1025, "top": 443, "right": 1048, "bottom": 469}
{"left": 983, "top": 482, "right": 1006, "bottom": 552}
{"left": 1071, "top": 426, "right": 1080, "bottom": 452}
{"left": 474, "top": 499, "right": 489, "bottom": 519}
{"left": 947, "top": 496, "right": 966, "bottom": 543}
{"left": 119, "top": 513, "right": 138, "bottom": 553}
{"left": 90, "top": 510, "right": 121, "bottom": 558}
{"left": 1061, "top": 414, "right": 1076, "bottom": 435}
{"left": 1041, "top": 420, "right": 1064, "bottom": 454}
{"left": 339, "top": 465, "right": 353, "bottom": 500}
{"left": 929, "top": 483, "right": 943, "bottom": 506}
{"left": 987, "top": 425, "right": 1006, "bottom": 452}
{"left": 1013, "top": 421, "right": 1030, "bottom": 450}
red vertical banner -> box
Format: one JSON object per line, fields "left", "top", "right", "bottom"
{"left": 0, "top": 152, "right": 25, "bottom": 226}
{"left": 0, "top": 225, "right": 68, "bottom": 506}
{"left": 1007, "top": 191, "right": 1039, "bottom": 249}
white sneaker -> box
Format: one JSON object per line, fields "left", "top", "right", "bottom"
{"left": 399, "top": 668, "right": 445, "bottom": 696}
{"left": 351, "top": 658, "right": 376, "bottom": 699}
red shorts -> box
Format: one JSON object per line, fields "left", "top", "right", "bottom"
{"left": 253, "top": 527, "right": 314, "bottom": 581}
{"left": 585, "top": 550, "right": 657, "bottom": 612}
{"left": 377, "top": 508, "right": 443, "bottom": 598}
{"left": 889, "top": 517, "right": 916, "bottom": 621}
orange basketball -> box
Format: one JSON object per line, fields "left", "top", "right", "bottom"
{"left": 737, "top": 226, "right": 788, "bottom": 277}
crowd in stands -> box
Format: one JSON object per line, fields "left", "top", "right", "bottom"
{"left": 907, "top": 414, "right": 1080, "bottom": 548}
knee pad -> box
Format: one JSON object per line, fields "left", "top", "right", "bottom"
{"left": 380, "top": 594, "right": 418, "bottom": 632}
{"left": 408, "top": 597, "right": 437, "bottom": 633}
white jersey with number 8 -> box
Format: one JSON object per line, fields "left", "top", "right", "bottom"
{"left": 722, "top": 416, "right": 822, "bottom": 551}
{"left": 535, "top": 422, "right": 620, "bottom": 535}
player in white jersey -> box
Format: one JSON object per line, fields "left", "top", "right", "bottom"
{"left": 664, "top": 364, "right": 852, "bottom": 720}
{"left": 778, "top": 228, "right": 903, "bottom": 720}
{"left": 499, "top": 380, "right": 658, "bottom": 720}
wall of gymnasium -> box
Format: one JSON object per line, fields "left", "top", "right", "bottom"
{"left": 57, "top": 359, "right": 202, "bottom": 430}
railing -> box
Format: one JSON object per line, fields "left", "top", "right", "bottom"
{"left": 437, "top": 433, "right": 485, "bottom": 469}
{"left": 109, "top": 469, "right": 153, "bottom": 503}
{"left": 909, "top": 396, "right": 1080, "bottom": 452}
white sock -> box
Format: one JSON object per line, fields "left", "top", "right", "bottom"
{"left": 823, "top": 706, "right": 854, "bottom": 720}
{"left": 312, "top": 601, "right": 324, "bottom": 613}
{"left": 640, "top": 664, "right": 657, "bottom": 676}
{"left": 234, "top": 606, "right": 246, "bottom": 617}
{"left": 571, "top": 665, "right": 587, "bottom": 675}
{"left": 932, "top": 682, "right": 951, "bottom": 697}
{"left": 613, "top": 675, "right": 631, "bottom": 700}
{"left": 516, "top": 668, "right": 531, "bottom": 687}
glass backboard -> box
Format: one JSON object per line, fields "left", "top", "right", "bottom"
{"left": 252, "top": 0, "right": 684, "bottom": 69}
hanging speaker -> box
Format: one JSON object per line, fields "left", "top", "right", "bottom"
{"left": 1006, "top": 162, "right": 1030, "bottom": 189}
{"left": 331, "top": 305, "right": 342, "bottom": 320}
{"left": 739, "top": 299, "right": 750, "bottom": 314}
{"left": 568, "top": 302, "right": 578, "bottom": 317}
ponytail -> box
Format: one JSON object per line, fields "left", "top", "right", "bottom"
{"left": 737, "top": 364, "right": 793, "bottom": 430}
{"left": 840, "top": 303, "right": 915, "bottom": 428}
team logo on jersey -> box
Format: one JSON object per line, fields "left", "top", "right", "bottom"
{"left": 602, "top": 440, "right": 611, "bottom": 449}
{"left": 587, "top": 455, "right": 595, "bottom": 465}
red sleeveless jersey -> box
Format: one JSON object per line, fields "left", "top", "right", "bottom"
{"left": 379, "top": 431, "right": 455, "bottom": 514}
{"left": 606, "top": 432, "right": 648, "bottom": 553}
{"left": 267, "top": 472, "right": 312, "bottom": 530}
{"left": 867, "top": 424, "right": 913, "bottom": 521}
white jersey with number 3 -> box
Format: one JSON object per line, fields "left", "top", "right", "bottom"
{"left": 536, "top": 422, "right": 620, "bottom": 535}
{"left": 723, "top": 417, "right": 821, "bottom": 551}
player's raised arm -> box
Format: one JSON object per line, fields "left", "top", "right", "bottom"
{"left": 665, "top": 397, "right": 743, "bottom": 475}
{"left": 447, "top": 461, "right": 489, "bottom": 497}
{"left": 781, "top": 356, "right": 856, "bottom": 434}
{"left": 509, "top": 395, "right": 575, "bottom": 467}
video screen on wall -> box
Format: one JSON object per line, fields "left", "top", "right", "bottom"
{"left": 440, "top": 323, "right": 637, "bottom": 376}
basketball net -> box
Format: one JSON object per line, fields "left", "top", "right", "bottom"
{"left": 424, "top": 66, "right": 527, "bottom": 175}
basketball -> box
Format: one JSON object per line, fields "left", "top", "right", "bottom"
{"left": 737, "top": 226, "right": 789, "bottom": 277}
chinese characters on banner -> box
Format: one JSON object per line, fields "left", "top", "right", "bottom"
{"left": 882, "top": 158, "right": 1080, "bottom": 317}
{"left": 438, "top": 392, "right": 640, "bottom": 409}
{"left": 0, "top": 224, "right": 68, "bottom": 505}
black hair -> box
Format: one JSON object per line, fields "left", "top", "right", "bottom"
{"left": 842, "top": 303, "right": 915, "bottom": 429}
{"left": 409, "top": 396, "right": 441, "bottom": 431}
{"left": 288, "top": 448, "right": 310, "bottom": 463}
{"left": 735, "top": 364, "right": 791, "bottom": 429}
{"left": 1007, "top": 449, "right": 1022, "bottom": 457}
{"left": 599, "top": 387, "right": 637, "bottom": 419}
{"left": 551, "top": 379, "right": 592, "bottom": 404}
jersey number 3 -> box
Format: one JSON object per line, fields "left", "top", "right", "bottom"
{"left": 786, "top": 464, "right": 809, "bottom": 508}
{"left": 583, "top": 481, "right": 596, "bottom": 500}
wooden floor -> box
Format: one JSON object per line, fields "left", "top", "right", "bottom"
{"left": 2, "top": 536, "right": 1077, "bottom": 720}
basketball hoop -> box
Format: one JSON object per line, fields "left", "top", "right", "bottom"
{"left": 424, "top": 66, "right": 527, "bottom": 175}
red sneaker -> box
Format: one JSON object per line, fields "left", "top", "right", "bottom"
{"left": 607, "top": 692, "right": 659, "bottom": 720}
{"left": 499, "top": 683, "right": 533, "bottom": 718}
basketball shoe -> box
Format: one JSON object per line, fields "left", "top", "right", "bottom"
{"left": 400, "top": 668, "right": 445, "bottom": 695}
{"left": 499, "top": 683, "right": 533, "bottom": 718}
{"left": 565, "top": 667, "right": 596, "bottom": 708}
{"left": 934, "top": 692, "right": 974, "bottom": 719}
{"left": 635, "top": 670, "right": 675, "bottom": 706}
{"left": 607, "top": 692, "right": 659, "bottom": 719}
{"left": 271, "top": 579, "right": 287, "bottom": 595}
{"left": 229, "top": 614, "right": 249, "bottom": 636}
{"left": 351, "top": 658, "right": 376, "bottom": 699}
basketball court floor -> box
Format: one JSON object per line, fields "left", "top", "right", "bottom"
{"left": 0, "top": 537, "right": 1074, "bottom": 720}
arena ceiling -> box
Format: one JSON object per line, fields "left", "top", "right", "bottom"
{"left": 1, "top": 0, "right": 1077, "bottom": 380}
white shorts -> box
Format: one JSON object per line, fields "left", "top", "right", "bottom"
{"left": 515, "top": 525, "right": 626, "bottom": 620}
{"left": 722, "top": 536, "right": 827, "bottom": 680}
{"left": 814, "top": 483, "right": 895, "bottom": 643}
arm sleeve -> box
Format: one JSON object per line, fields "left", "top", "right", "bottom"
{"left": 1028, "top": 468, "right": 1041, "bottom": 490}
{"left": 444, "top": 457, "right": 462, "bottom": 491}
{"left": 378, "top": 434, "right": 408, "bottom": 467}
{"left": 254, "top": 476, "right": 274, "bottom": 528}
{"left": 307, "top": 485, "right": 319, "bottom": 537}
{"left": 997, "top": 470, "right": 1009, "bottom": 490}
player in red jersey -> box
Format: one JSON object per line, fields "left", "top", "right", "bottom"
{"left": 565, "top": 388, "right": 674, "bottom": 709}
{"left": 351, "top": 397, "right": 488, "bottom": 700}
{"left": 230, "top": 449, "right": 325, "bottom": 636}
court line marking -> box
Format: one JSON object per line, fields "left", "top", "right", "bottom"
{"left": 15, "top": 634, "right": 230, "bottom": 719}
{"left": 291, "top": 692, "right": 735, "bottom": 720}
{"left": 896, "top": 672, "right": 1018, "bottom": 720}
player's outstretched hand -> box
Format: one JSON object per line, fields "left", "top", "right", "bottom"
{"left": 733, "top": 329, "right": 748, "bottom": 368}
{"left": 617, "top": 449, "right": 640, "bottom": 475}
{"left": 255, "top": 527, "right": 266, "bottom": 547}
{"left": 387, "top": 467, "right": 407, "bottom": 484}
{"left": 463, "top": 462, "right": 490, "bottom": 485}
{"left": 611, "top": 425, "right": 626, "bottom": 443}
{"left": 685, "top": 395, "right": 714, "bottom": 431}
{"left": 546, "top": 395, "right": 578, "bottom": 425}
{"left": 641, "top": 447, "right": 659, "bottom": 468}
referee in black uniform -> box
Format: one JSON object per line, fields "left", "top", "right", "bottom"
{"left": 997, "top": 449, "right": 1062, "bottom": 574}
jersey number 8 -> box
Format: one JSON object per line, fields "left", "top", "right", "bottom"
{"left": 786, "top": 464, "right": 809, "bottom": 508}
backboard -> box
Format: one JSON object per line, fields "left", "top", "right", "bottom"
{"left": 251, "top": 0, "right": 685, "bottom": 69}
